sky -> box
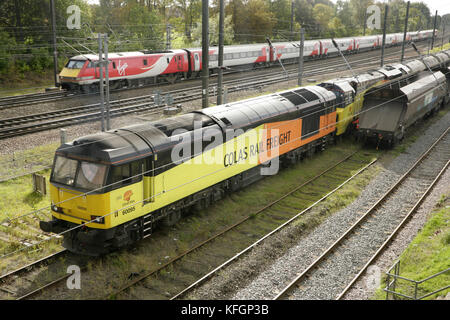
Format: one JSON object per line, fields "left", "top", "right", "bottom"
{"left": 408, "top": 0, "right": 450, "bottom": 15}
{"left": 85, "top": 0, "right": 450, "bottom": 16}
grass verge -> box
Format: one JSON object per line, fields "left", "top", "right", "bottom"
{"left": 372, "top": 194, "right": 450, "bottom": 300}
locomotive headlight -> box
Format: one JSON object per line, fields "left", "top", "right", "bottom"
{"left": 91, "top": 216, "right": 105, "bottom": 224}
{"left": 51, "top": 204, "right": 63, "bottom": 213}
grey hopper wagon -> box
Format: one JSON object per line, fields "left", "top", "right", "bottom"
{"left": 358, "top": 71, "right": 447, "bottom": 146}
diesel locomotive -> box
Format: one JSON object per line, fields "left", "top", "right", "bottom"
{"left": 40, "top": 47, "right": 450, "bottom": 255}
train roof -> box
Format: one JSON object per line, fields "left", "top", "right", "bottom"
{"left": 70, "top": 52, "right": 146, "bottom": 61}
{"left": 422, "top": 55, "right": 440, "bottom": 69}
{"left": 433, "top": 52, "right": 450, "bottom": 64}
{"left": 400, "top": 71, "right": 446, "bottom": 101}
{"left": 56, "top": 129, "right": 154, "bottom": 164}
{"left": 321, "top": 79, "right": 355, "bottom": 94}
{"left": 377, "top": 65, "right": 404, "bottom": 79}
{"left": 198, "top": 86, "right": 334, "bottom": 130}
{"left": 404, "top": 59, "right": 426, "bottom": 74}
{"left": 356, "top": 71, "right": 385, "bottom": 83}
{"left": 58, "top": 84, "right": 337, "bottom": 164}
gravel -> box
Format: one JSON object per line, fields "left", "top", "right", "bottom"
{"left": 183, "top": 109, "right": 450, "bottom": 300}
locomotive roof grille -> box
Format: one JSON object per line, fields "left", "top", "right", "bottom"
{"left": 293, "top": 88, "right": 320, "bottom": 102}
{"left": 279, "top": 92, "right": 307, "bottom": 106}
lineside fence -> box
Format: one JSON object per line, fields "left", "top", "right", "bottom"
{"left": 384, "top": 260, "right": 450, "bottom": 300}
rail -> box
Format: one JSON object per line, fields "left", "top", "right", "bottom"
{"left": 384, "top": 260, "right": 450, "bottom": 300}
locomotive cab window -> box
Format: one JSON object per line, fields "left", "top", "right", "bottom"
{"left": 51, "top": 156, "right": 107, "bottom": 191}
{"left": 65, "top": 60, "right": 86, "bottom": 69}
{"left": 76, "top": 161, "right": 107, "bottom": 191}
{"left": 107, "top": 161, "right": 143, "bottom": 189}
{"left": 52, "top": 156, "right": 78, "bottom": 186}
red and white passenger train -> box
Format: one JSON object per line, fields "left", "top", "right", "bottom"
{"left": 59, "top": 30, "right": 437, "bottom": 92}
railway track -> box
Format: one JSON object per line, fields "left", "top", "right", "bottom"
{"left": 273, "top": 127, "right": 450, "bottom": 300}
{"left": 0, "top": 45, "right": 426, "bottom": 140}
{"left": 101, "top": 150, "right": 376, "bottom": 300}
{"left": 0, "top": 249, "right": 67, "bottom": 298}
{"left": 2, "top": 147, "right": 371, "bottom": 300}
{"left": 0, "top": 42, "right": 428, "bottom": 112}
{"left": 0, "top": 90, "right": 72, "bottom": 110}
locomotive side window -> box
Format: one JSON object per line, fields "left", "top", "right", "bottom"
{"left": 108, "top": 161, "right": 143, "bottom": 188}
{"left": 143, "top": 59, "right": 148, "bottom": 66}
{"left": 112, "top": 62, "right": 116, "bottom": 69}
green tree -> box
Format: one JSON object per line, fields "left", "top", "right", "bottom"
{"left": 191, "top": 14, "right": 234, "bottom": 46}
{"left": 0, "top": 29, "right": 16, "bottom": 73}
{"left": 349, "top": 0, "right": 373, "bottom": 30}
{"left": 313, "top": 3, "right": 334, "bottom": 34}
{"left": 328, "top": 17, "right": 346, "bottom": 37}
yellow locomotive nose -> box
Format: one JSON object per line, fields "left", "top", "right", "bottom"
{"left": 59, "top": 67, "right": 81, "bottom": 79}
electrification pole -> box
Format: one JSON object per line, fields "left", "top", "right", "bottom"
{"left": 98, "top": 33, "right": 105, "bottom": 132}
{"left": 380, "top": 5, "right": 389, "bottom": 67}
{"left": 431, "top": 10, "right": 438, "bottom": 49}
{"left": 442, "top": 24, "right": 445, "bottom": 48}
{"left": 104, "top": 34, "right": 110, "bottom": 131}
{"left": 290, "top": 1, "right": 294, "bottom": 40}
{"left": 50, "top": 0, "right": 59, "bottom": 88}
{"left": 202, "top": 0, "right": 209, "bottom": 108}
{"left": 217, "top": 0, "right": 224, "bottom": 105}
{"left": 400, "top": 1, "right": 410, "bottom": 63}
{"left": 363, "top": 10, "right": 367, "bottom": 36}
{"left": 166, "top": 24, "right": 172, "bottom": 50}
{"left": 298, "top": 28, "right": 304, "bottom": 86}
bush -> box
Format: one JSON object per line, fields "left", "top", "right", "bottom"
{"left": 0, "top": 30, "right": 16, "bottom": 73}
